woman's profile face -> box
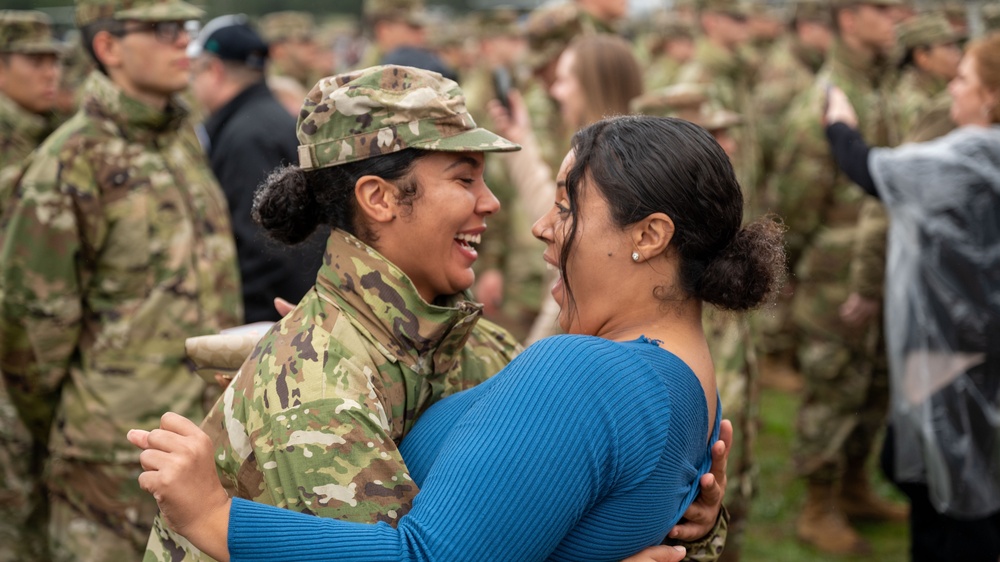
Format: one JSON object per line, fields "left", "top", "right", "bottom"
{"left": 532, "top": 150, "right": 631, "bottom": 335}
{"left": 948, "top": 53, "right": 993, "bottom": 127}
{"left": 550, "top": 49, "right": 586, "bottom": 131}
{"left": 377, "top": 151, "right": 499, "bottom": 302}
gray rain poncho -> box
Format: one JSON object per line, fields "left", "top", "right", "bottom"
{"left": 869, "top": 124, "right": 1000, "bottom": 518}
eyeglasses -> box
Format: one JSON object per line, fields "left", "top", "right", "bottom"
{"left": 113, "top": 21, "right": 189, "bottom": 44}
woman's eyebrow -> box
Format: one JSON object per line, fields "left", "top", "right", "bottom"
{"left": 443, "top": 156, "right": 482, "bottom": 172}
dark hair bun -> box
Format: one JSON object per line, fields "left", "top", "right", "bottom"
{"left": 252, "top": 165, "right": 319, "bottom": 245}
{"left": 696, "top": 216, "right": 786, "bottom": 311}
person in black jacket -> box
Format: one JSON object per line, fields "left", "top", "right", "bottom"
{"left": 189, "top": 14, "right": 324, "bottom": 322}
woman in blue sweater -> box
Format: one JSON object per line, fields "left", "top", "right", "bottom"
{"left": 130, "top": 115, "right": 784, "bottom": 561}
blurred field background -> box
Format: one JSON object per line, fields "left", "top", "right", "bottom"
{"left": 742, "top": 387, "right": 909, "bottom": 561}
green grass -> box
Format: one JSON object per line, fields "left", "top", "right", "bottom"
{"left": 740, "top": 387, "right": 910, "bottom": 561}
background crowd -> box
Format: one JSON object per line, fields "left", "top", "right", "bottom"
{"left": 0, "top": 0, "right": 998, "bottom": 560}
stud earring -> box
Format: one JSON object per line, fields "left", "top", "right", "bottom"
{"left": 632, "top": 252, "right": 640, "bottom": 262}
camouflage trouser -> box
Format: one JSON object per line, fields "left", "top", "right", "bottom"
{"left": 704, "top": 308, "right": 759, "bottom": 559}
{"left": 0, "top": 383, "right": 49, "bottom": 562}
{"left": 793, "top": 329, "right": 890, "bottom": 483}
{"left": 46, "top": 458, "right": 159, "bottom": 562}
{"left": 754, "top": 287, "right": 798, "bottom": 358}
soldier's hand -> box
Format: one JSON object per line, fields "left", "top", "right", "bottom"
{"left": 668, "top": 418, "right": 732, "bottom": 541}
{"left": 127, "top": 413, "right": 232, "bottom": 561}
{"left": 487, "top": 89, "right": 531, "bottom": 145}
{"left": 622, "top": 545, "right": 687, "bottom": 562}
{"left": 823, "top": 85, "right": 858, "bottom": 129}
{"left": 839, "top": 292, "right": 880, "bottom": 327}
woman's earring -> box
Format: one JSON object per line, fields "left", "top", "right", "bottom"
{"left": 632, "top": 252, "right": 640, "bottom": 262}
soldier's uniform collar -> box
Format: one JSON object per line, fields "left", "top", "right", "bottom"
{"left": 829, "top": 39, "right": 892, "bottom": 86}
{"left": 315, "top": 230, "right": 485, "bottom": 376}
{"left": 80, "top": 70, "right": 190, "bottom": 143}
{"left": 907, "top": 67, "right": 950, "bottom": 98}
{"left": 0, "top": 90, "right": 52, "bottom": 144}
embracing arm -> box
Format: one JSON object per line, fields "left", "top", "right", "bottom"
{"left": 135, "top": 337, "right": 696, "bottom": 561}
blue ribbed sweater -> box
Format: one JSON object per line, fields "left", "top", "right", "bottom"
{"left": 228, "top": 335, "right": 719, "bottom": 561}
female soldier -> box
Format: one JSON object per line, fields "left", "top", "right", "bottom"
{"left": 141, "top": 66, "right": 731, "bottom": 562}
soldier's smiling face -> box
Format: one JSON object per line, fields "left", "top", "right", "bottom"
{"left": 374, "top": 151, "right": 499, "bottom": 303}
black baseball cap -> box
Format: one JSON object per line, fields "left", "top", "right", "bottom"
{"left": 188, "top": 14, "right": 268, "bottom": 71}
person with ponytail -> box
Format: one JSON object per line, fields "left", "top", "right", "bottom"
{"left": 136, "top": 66, "right": 751, "bottom": 562}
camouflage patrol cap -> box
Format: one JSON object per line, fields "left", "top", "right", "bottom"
{"left": 363, "top": 0, "right": 431, "bottom": 27}
{"left": 259, "top": 11, "right": 315, "bottom": 43}
{"left": 983, "top": 4, "right": 1000, "bottom": 33}
{"left": 525, "top": 3, "right": 584, "bottom": 70}
{"left": 477, "top": 7, "right": 522, "bottom": 38}
{"left": 897, "top": 13, "right": 962, "bottom": 50}
{"left": 792, "top": 0, "right": 832, "bottom": 25}
{"left": 296, "top": 65, "right": 519, "bottom": 171}
{"left": 829, "top": 0, "right": 902, "bottom": 9}
{"left": 700, "top": 0, "right": 751, "bottom": 18}
{"left": 0, "top": 11, "right": 63, "bottom": 54}
{"left": 631, "top": 83, "right": 743, "bottom": 131}
{"left": 75, "top": 0, "right": 204, "bottom": 28}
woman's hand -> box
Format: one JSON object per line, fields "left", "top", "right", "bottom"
{"left": 668, "top": 419, "right": 732, "bottom": 540}
{"left": 487, "top": 88, "right": 532, "bottom": 146}
{"left": 824, "top": 85, "right": 859, "bottom": 128}
{"left": 127, "top": 412, "right": 232, "bottom": 562}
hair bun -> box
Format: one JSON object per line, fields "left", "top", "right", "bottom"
{"left": 696, "top": 216, "right": 786, "bottom": 311}
{"left": 252, "top": 165, "right": 319, "bottom": 245}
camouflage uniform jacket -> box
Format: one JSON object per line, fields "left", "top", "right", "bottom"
{"left": 896, "top": 68, "right": 954, "bottom": 142}
{"left": 771, "top": 41, "right": 899, "bottom": 340}
{"left": 0, "top": 91, "right": 55, "bottom": 217}
{"left": 145, "top": 230, "right": 522, "bottom": 560}
{"left": 0, "top": 70, "right": 242, "bottom": 459}
{"left": 677, "top": 39, "right": 762, "bottom": 209}
{"left": 754, "top": 37, "right": 824, "bottom": 195}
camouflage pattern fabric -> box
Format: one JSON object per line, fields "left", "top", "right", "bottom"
{"left": 676, "top": 39, "right": 762, "bottom": 214}
{"left": 0, "top": 10, "right": 64, "bottom": 55}
{"left": 0, "top": 69, "right": 242, "bottom": 558}
{"left": 895, "top": 67, "right": 950, "bottom": 140}
{"left": 144, "top": 230, "right": 523, "bottom": 561}
{"left": 0, "top": 88, "right": 58, "bottom": 562}
{"left": 74, "top": 0, "right": 203, "bottom": 28}
{"left": 771, "top": 40, "right": 900, "bottom": 481}
{"left": 296, "top": 65, "right": 519, "bottom": 171}
{"left": 703, "top": 308, "right": 758, "bottom": 560}
{"left": 258, "top": 10, "right": 314, "bottom": 43}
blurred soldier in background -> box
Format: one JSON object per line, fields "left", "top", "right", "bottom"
{"left": 259, "top": 10, "right": 319, "bottom": 90}
{"left": 0, "top": 12, "right": 63, "bottom": 560}
{"left": 772, "top": 0, "right": 908, "bottom": 553}
{"left": 644, "top": 18, "right": 697, "bottom": 90}
{"left": 747, "top": 1, "right": 786, "bottom": 59}
{"left": 0, "top": 0, "right": 242, "bottom": 558}
{"left": 753, "top": 0, "right": 832, "bottom": 390}
{"left": 894, "top": 12, "right": 963, "bottom": 142}
{"left": 188, "top": 14, "right": 324, "bottom": 324}
{"left": 677, "top": 0, "right": 760, "bottom": 212}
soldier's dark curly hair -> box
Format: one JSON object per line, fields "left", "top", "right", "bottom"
{"left": 560, "top": 115, "right": 785, "bottom": 313}
{"left": 253, "top": 149, "right": 423, "bottom": 246}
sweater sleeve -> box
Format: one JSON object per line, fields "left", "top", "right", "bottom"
{"left": 825, "top": 122, "right": 878, "bottom": 197}
{"left": 228, "top": 336, "right": 676, "bottom": 562}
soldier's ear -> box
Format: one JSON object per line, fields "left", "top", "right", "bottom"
{"left": 630, "top": 212, "right": 675, "bottom": 263}
{"left": 91, "top": 30, "right": 122, "bottom": 70}
{"left": 354, "top": 175, "right": 400, "bottom": 224}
